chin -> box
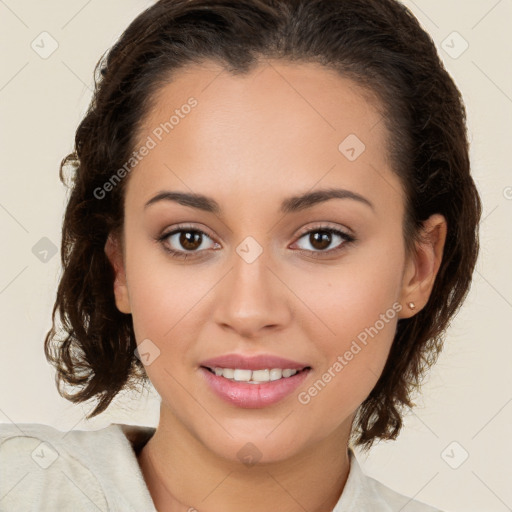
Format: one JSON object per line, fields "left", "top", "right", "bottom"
{"left": 194, "top": 419, "right": 324, "bottom": 467}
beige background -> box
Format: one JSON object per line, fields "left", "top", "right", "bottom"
{"left": 0, "top": 1, "right": 511, "bottom": 511}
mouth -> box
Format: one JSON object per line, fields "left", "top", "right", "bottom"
{"left": 201, "top": 365, "right": 312, "bottom": 384}
{"left": 198, "top": 354, "right": 312, "bottom": 408}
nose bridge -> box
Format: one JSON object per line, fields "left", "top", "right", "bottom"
{"left": 213, "top": 234, "right": 291, "bottom": 337}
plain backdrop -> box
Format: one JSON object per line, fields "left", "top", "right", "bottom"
{"left": 0, "top": 1, "right": 511, "bottom": 511}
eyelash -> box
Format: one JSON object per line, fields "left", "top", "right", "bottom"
{"left": 155, "top": 223, "right": 356, "bottom": 261}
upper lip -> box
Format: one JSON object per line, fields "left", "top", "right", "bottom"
{"left": 200, "top": 353, "right": 311, "bottom": 371}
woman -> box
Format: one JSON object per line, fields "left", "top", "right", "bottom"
{"left": 0, "top": 0, "right": 481, "bottom": 510}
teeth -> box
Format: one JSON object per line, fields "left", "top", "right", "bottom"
{"left": 211, "top": 367, "right": 299, "bottom": 383}
{"left": 269, "top": 368, "right": 282, "bottom": 381}
{"left": 233, "top": 369, "right": 252, "bottom": 381}
{"left": 252, "top": 369, "right": 270, "bottom": 382}
{"left": 222, "top": 368, "right": 235, "bottom": 379}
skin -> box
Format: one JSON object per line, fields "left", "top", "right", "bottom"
{"left": 104, "top": 59, "right": 447, "bottom": 512}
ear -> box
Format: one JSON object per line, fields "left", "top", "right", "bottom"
{"left": 398, "top": 213, "right": 447, "bottom": 319}
{"left": 104, "top": 233, "right": 131, "bottom": 314}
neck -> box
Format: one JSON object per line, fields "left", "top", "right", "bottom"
{"left": 137, "top": 408, "right": 353, "bottom": 512}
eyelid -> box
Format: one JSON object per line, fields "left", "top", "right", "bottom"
{"left": 294, "top": 221, "right": 354, "bottom": 238}
{"left": 160, "top": 223, "right": 216, "bottom": 240}
{"left": 159, "top": 221, "right": 352, "bottom": 242}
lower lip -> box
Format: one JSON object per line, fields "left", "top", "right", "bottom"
{"left": 200, "top": 367, "right": 310, "bottom": 408}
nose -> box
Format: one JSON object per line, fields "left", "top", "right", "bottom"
{"left": 212, "top": 246, "right": 292, "bottom": 340}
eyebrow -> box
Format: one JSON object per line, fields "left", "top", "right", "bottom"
{"left": 144, "top": 187, "right": 374, "bottom": 214}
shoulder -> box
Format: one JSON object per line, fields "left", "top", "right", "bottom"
{"left": 0, "top": 422, "right": 156, "bottom": 512}
{"left": 364, "top": 474, "right": 443, "bottom": 512}
{"left": 0, "top": 422, "right": 111, "bottom": 511}
{"left": 334, "top": 449, "right": 445, "bottom": 512}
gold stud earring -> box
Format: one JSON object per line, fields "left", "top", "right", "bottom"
{"left": 407, "top": 302, "right": 416, "bottom": 310}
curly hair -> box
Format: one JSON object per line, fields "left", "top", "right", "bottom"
{"left": 44, "top": 0, "right": 482, "bottom": 451}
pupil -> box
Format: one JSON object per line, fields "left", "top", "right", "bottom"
{"left": 311, "top": 231, "right": 331, "bottom": 250}
{"left": 180, "top": 231, "right": 201, "bottom": 250}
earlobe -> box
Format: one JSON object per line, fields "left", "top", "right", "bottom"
{"left": 399, "top": 214, "right": 447, "bottom": 318}
{"left": 104, "top": 233, "right": 132, "bottom": 314}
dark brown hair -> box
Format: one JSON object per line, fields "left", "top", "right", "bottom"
{"left": 44, "top": 0, "right": 482, "bottom": 451}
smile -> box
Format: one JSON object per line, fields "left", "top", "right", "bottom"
{"left": 204, "top": 367, "right": 305, "bottom": 384}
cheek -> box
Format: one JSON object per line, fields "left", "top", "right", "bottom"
{"left": 293, "top": 240, "right": 404, "bottom": 416}
{"left": 125, "top": 260, "right": 205, "bottom": 408}
{"left": 297, "top": 235, "right": 404, "bottom": 346}
{"left": 295, "top": 300, "right": 401, "bottom": 442}
{"left": 122, "top": 233, "right": 192, "bottom": 353}
{"left": 128, "top": 270, "right": 205, "bottom": 358}
{"left": 124, "top": 239, "right": 222, "bottom": 382}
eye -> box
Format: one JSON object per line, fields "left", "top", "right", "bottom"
{"left": 156, "top": 224, "right": 219, "bottom": 260}
{"left": 292, "top": 224, "right": 356, "bottom": 258}
{"left": 156, "top": 223, "right": 356, "bottom": 261}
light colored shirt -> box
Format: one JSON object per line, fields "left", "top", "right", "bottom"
{"left": 0, "top": 422, "right": 443, "bottom": 511}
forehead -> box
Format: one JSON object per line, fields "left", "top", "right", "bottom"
{"left": 127, "top": 59, "right": 401, "bottom": 215}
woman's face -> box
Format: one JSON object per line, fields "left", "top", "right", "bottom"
{"left": 108, "top": 60, "right": 420, "bottom": 463}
